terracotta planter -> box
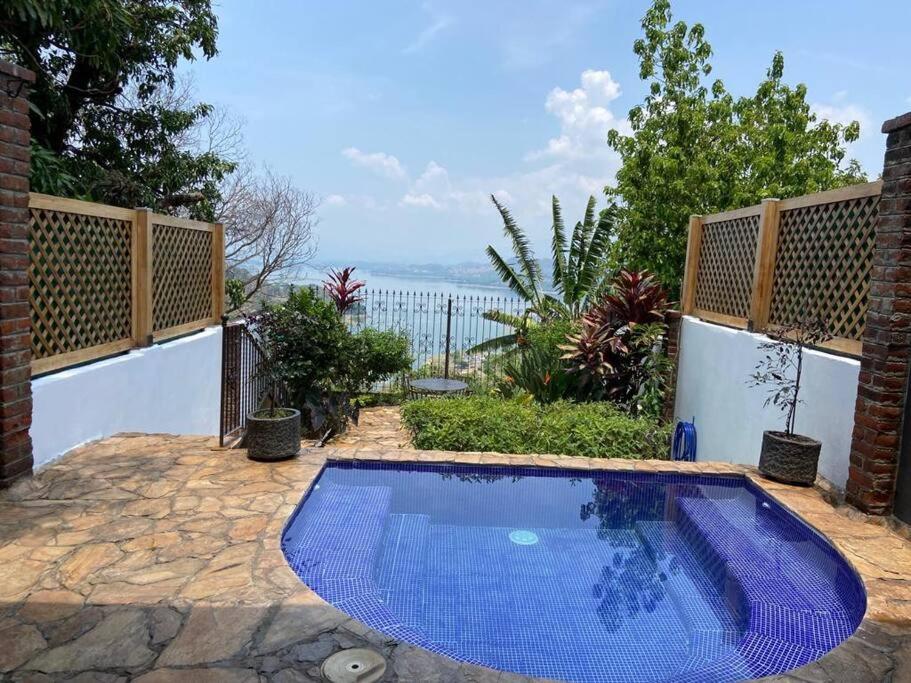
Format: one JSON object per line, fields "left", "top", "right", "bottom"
{"left": 758, "top": 430, "right": 821, "bottom": 486}
{"left": 245, "top": 409, "right": 301, "bottom": 461}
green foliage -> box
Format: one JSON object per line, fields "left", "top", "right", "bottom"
{"left": 499, "top": 346, "right": 576, "bottom": 404}
{"left": 225, "top": 278, "right": 245, "bottom": 313}
{"left": 606, "top": 0, "right": 866, "bottom": 294}
{"left": 29, "top": 140, "right": 77, "bottom": 197}
{"left": 486, "top": 194, "right": 614, "bottom": 319}
{"left": 251, "top": 288, "right": 412, "bottom": 435}
{"left": 526, "top": 318, "right": 578, "bottom": 364}
{"left": 476, "top": 194, "right": 613, "bottom": 358}
{"left": 550, "top": 196, "right": 615, "bottom": 317}
{"left": 1, "top": 0, "right": 232, "bottom": 217}
{"left": 495, "top": 318, "right": 580, "bottom": 403}
{"left": 251, "top": 287, "right": 348, "bottom": 402}
{"left": 401, "top": 397, "right": 672, "bottom": 460}
{"left": 344, "top": 328, "right": 412, "bottom": 395}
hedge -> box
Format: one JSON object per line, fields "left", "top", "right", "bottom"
{"left": 400, "top": 396, "right": 672, "bottom": 459}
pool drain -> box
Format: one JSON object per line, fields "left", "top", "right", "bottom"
{"left": 509, "top": 529, "right": 539, "bottom": 545}
{"left": 321, "top": 648, "right": 387, "bottom": 683}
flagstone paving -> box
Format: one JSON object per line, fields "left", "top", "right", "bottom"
{"left": 0, "top": 433, "right": 909, "bottom": 682}
{"left": 333, "top": 406, "right": 410, "bottom": 449}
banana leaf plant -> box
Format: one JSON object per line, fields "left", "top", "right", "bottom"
{"left": 472, "top": 194, "right": 614, "bottom": 356}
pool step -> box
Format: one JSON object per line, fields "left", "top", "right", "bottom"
{"left": 636, "top": 520, "right": 746, "bottom": 677}
{"left": 376, "top": 513, "right": 432, "bottom": 628}
{"left": 672, "top": 493, "right": 860, "bottom": 661}
{"left": 636, "top": 520, "right": 739, "bottom": 635}
{"left": 282, "top": 483, "right": 393, "bottom": 593}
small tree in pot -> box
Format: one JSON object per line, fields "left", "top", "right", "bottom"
{"left": 748, "top": 318, "right": 831, "bottom": 485}
{"left": 245, "top": 338, "right": 301, "bottom": 462}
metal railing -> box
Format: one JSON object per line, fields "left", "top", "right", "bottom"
{"left": 332, "top": 288, "right": 528, "bottom": 394}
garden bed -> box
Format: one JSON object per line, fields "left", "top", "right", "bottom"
{"left": 401, "top": 396, "right": 673, "bottom": 459}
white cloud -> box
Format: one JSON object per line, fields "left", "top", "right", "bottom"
{"left": 324, "top": 194, "right": 347, "bottom": 206}
{"left": 400, "top": 192, "right": 443, "bottom": 209}
{"left": 342, "top": 147, "right": 407, "bottom": 179}
{"left": 387, "top": 68, "right": 627, "bottom": 229}
{"left": 526, "top": 69, "right": 627, "bottom": 162}
{"left": 403, "top": 5, "right": 453, "bottom": 55}
{"left": 811, "top": 101, "right": 872, "bottom": 135}
{"left": 339, "top": 68, "right": 627, "bottom": 260}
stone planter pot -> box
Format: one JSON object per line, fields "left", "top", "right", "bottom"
{"left": 758, "top": 430, "right": 821, "bottom": 486}
{"left": 245, "top": 409, "right": 301, "bottom": 461}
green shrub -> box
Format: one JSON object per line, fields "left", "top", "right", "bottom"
{"left": 344, "top": 328, "right": 412, "bottom": 393}
{"left": 401, "top": 396, "right": 671, "bottom": 459}
{"left": 525, "top": 318, "right": 577, "bottom": 363}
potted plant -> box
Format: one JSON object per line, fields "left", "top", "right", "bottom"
{"left": 748, "top": 318, "right": 831, "bottom": 485}
{"left": 243, "top": 318, "right": 301, "bottom": 462}
{"left": 250, "top": 284, "right": 412, "bottom": 447}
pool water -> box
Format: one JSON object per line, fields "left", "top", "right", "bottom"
{"left": 281, "top": 463, "right": 866, "bottom": 683}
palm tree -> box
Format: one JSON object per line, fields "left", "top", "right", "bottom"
{"left": 473, "top": 194, "right": 614, "bottom": 354}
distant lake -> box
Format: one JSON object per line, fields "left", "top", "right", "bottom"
{"left": 296, "top": 269, "right": 521, "bottom": 302}
{"left": 294, "top": 269, "right": 527, "bottom": 389}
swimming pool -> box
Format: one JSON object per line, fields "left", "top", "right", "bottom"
{"left": 281, "top": 462, "right": 866, "bottom": 682}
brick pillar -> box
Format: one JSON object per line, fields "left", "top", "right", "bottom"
{"left": 662, "top": 310, "right": 682, "bottom": 423}
{"left": 847, "top": 111, "right": 911, "bottom": 514}
{"left": 0, "top": 61, "right": 35, "bottom": 487}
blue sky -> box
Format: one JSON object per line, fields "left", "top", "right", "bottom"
{"left": 189, "top": 1, "right": 911, "bottom": 265}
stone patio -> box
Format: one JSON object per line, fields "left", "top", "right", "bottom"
{"left": 333, "top": 406, "right": 410, "bottom": 450}
{"left": 1, "top": 434, "right": 910, "bottom": 682}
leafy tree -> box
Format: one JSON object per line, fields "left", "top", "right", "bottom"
{"left": 1, "top": 0, "right": 233, "bottom": 218}
{"left": 606, "top": 0, "right": 866, "bottom": 293}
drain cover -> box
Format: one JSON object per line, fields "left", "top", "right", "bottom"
{"left": 321, "top": 648, "right": 387, "bottom": 683}
{"left": 509, "top": 529, "right": 539, "bottom": 545}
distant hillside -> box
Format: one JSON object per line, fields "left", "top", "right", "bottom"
{"left": 318, "top": 259, "right": 554, "bottom": 289}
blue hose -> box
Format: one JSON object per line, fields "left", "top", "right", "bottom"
{"left": 672, "top": 420, "right": 697, "bottom": 462}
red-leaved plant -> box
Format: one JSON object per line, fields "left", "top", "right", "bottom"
{"left": 323, "top": 267, "right": 365, "bottom": 313}
{"left": 585, "top": 270, "right": 669, "bottom": 330}
{"left": 560, "top": 270, "right": 671, "bottom": 412}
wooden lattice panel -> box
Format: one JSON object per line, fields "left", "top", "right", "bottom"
{"left": 770, "top": 194, "right": 878, "bottom": 340}
{"left": 693, "top": 214, "right": 760, "bottom": 320}
{"left": 29, "top": 207, "right": 132, "bottom": 361}
{"left": 152, "top": 224, "right": 213, "bottom": 332}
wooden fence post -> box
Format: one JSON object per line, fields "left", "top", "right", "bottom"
{"left": 680, "top": 215, "right": 704, "bottom": 315}
{"left": 748, "top": 198, "right": 781, "bottom": 332}
{"left": 132, "top": 208, "right": 154, "bottom": 346}
{"left": 211, "top": 222, "right": 225, "bottom": 322}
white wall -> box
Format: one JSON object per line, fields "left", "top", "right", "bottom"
{"left": 674, "top": 316, "right": 859, "bottom": 489}
{"left": 31, "top": 326, "right": 222, "bottom": 469}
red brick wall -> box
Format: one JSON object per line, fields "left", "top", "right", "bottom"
{"left": 847, "top": 111, "right": 911, "bottom": 514}
{"left": 0, "top": 61, "right": 34, "bottom": 487}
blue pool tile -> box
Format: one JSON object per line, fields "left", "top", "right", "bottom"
{"left": 281, "top": 462, "right": 866, "bottom": 683}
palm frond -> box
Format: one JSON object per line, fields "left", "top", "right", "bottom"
{"left": 550, "top": 195, "right": 568, "bottom": 295}
{"left": 482, "top": 308, "right": 531, "bottom": 329}
{"left": 491, "top": 194, "right": 540, "bottom": 300}
{"left": 468, "top": 333, "right": 520, "bottom": 354}
{"left": 540, "top": 294, "right": 571, "bottom": 320}
{"left": 486, "top": 246, "right": 535, "bottom": 302}
{"left": 574, "top": 209, "right": 614, "bottom": 305}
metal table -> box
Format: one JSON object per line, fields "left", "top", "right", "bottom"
{"left": 407, "top": 378, "right": 469, "bottom": 399}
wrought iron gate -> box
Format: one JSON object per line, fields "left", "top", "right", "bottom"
{"left": 219, "top": 318, "right": 285, "bottom": 446}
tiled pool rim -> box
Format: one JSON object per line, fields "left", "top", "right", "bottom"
{"left": 281, "top": 460, "right": 868, "bottom": 681}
